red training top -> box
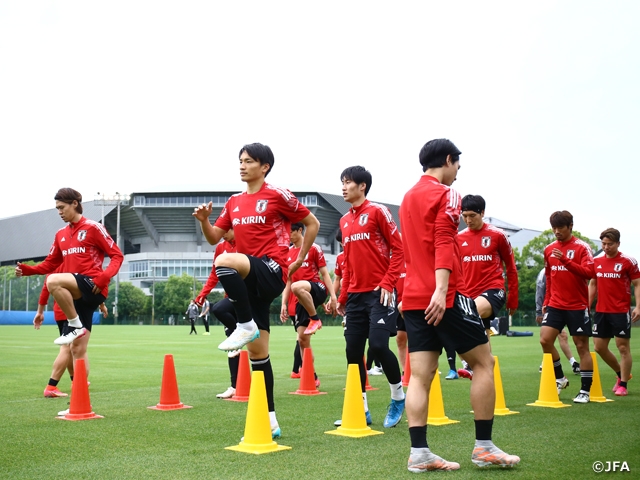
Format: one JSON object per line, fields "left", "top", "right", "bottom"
{"left": 592, "top": 252, "right": 640, "bottom": 313}
{"left": 544, "top": 235, "right": 593, "bottom": 310}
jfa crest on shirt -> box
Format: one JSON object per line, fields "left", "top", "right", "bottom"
{"left": 567, "top": 250, "right": 575, "bottom": 259}
{"left": 481, "top": 236, "right": 491, "bottom": 248}
{"left": 256, "top": 199, "right": 268, "bottom": 213}
{"left": 614, "top": 263, "right": 623, "bottom": 272}
{"left": 77, "top": 230, "right": 87, "bottom": 241}
{"left": 358, "top": 213, "right": 369, "bottom": 226}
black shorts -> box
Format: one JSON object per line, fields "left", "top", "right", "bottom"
{"left": 243, "top": 255, "right": 286, "bottom": 332}
{"left": 72, "top": 274, "right": 106, "bottom": 332}
{"left": 293, "top": 282, "right": 328, "bottom": 329}
{"left": 542, "top": 306, "right": 591, "bottom": 337}
{"left": 593, "top": 312, "right": 631, "bottom": 339}
{"left": 56, "top": 320, "right": 68, "bottom": 336}
{"left": 344, "top": 290, "right": 398, "bottom": 338}
{"left": 404, "top": 292, "right": 488, "bottom": 355}
{"left": 396, "top": 312, "right": 406, "bottom": 332}
{"left": 478, "top": 288, "right": 506, "bottom": 327}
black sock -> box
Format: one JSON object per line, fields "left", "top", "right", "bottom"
{"left": 553, "top": 359, "right": 565, "bottom": 379}
{"left": 620, "top": 381, "right": 628, "bottom": 388}
{"left": 409, "top": 426, "right": 428, "bottom": 448}
{"left": 292, "top": 341, "right": 302, "bottom": 373}
{"left": 474, "top": 418, "right": 494, "bottom": 441}
{"left": 69, "top": 375, "right": 73, "bottom": 382}
{"left": 216, "top": 267, "right": 253, "bottom": 323}
{"left": 580, "top": 370, "right": 593, "bottom": 392}
{"left": 616, "top": 371, "right": 621, "bottom": 379}
{"left": 229, "top": 356, "right": 239, "bottom": 389}
{"left": 251, "top": 356, "right": 275, "bottom": 411}
{"left": 48, "top": 378, "right": 59, "bottom": 387}
{"left": 309, "top": 314, "right": 320, "bottom": 321}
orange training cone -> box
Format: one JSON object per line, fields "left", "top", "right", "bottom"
{"left": 290, "top": 347, "right": 327, "bottom": 396}
{"left": 226, "top": 371, "right": 291, "bottom": 454}
{"left": 402, "top": 351, "right": 411, "bottom": 387}
{"left": 364, "top": 356, "right": 378, "bottom": 391}
{"left": 148, "top": 354, "right": 192, "bottom": 410}
{"left": 57, "top": 358, "right": 103, "bottom": 421}
{"left": 589, "top": 352, "right": 613, "bottom": 403}
{"left": 326, "top": 364, "right": 383, "bottom": 438}
{"left": 427, "top": 367, "right": 459, "bottom": 426}
{"left": 493, "top": 356, "right": 519, "bottom": 415}
{"left": 527, "top": 353, "right": 571, "bottom": 408}
{"left": 226, "top": 350, "right": 251, "bottom": 402}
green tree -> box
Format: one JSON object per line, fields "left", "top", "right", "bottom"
{"left": 117, "top": 282, "right": 148, "bottom": 317}
{"left": 161, "top": 273, "right": 202, "bottom": 318}
{"left": 516, "top": 229, "right": 597, "bottom": 313}
{"left": 0, "top": 263, "right": 47, "bottom": 311}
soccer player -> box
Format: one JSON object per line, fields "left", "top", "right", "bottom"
{"left": 193, "top": 143, "right": 319, "bottom": 437}
{"left": 186, "top": 300, "right": 199, "bottom": 335}
{"left": 400, "top": 138, "right": 519, "bottom": 472}
{"left": 335, "top": 165, "right": 405, "bottom": 428}
{"left": 535, "top": 268, "right": 580, "bottom": 374}
{"left": 16, "top": 188, "right": 123, "bottom": 363}
{"left": 540, "top": 210, "right": 594, "bottom": 403}
{"left": 280, "top": 222, "right": 336, "bottom": 386}
{"left": 195, "top": 228, "right": 240, "bottom": 398}
{"left": 199, "top": 298, "right": 211, "bottom": 335}
{"left": 588, "top": 228, "right": 640, "bottom": 396}
{"left": 456, "top": 194, "right": 519, "bottom": 380}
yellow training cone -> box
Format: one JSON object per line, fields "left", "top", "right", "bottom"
{"left": 589, "top": 352, "right": 614, "bottom": 403}
{"left": 226, "top": 371, "right": 291, "bottom": 454}
{"left": 527, "top": 353, "right": 571, "bottom": 408}
{"left": 325, "top": 364, "right": 383, "bottom": 438}
{"left": 427, "top": 368, "right": 459, "bottom": 426}
{"left": 493, "top": 356, "right": 519, "bottom": 415}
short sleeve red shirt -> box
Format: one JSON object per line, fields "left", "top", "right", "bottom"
{"left": 594, "top": 252, "right": 640, "bottom": 313}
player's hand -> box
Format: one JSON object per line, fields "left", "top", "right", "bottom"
{"left": 326, "top": 295, "right": 337, "bottom": 317}
{"left": 542, "top": 305, "right": 547, "bottom": 315}
{"left": 322, "top": 300, "right": 332, "bottom": 315}
{"left": 424, "top": 289, "right": 446, "bottom": 325}
{"left": 192, "top": 202, "right": 213, "bottom": 222}
{"left": 194, "top": 293, "right": 207, "bottom": 307}
{"left": 288, "top": 258, "right": 303, "bottom": 278}
{"left": 15, "top": 262, "right": 24, "bottom": 277}
{"left": 99, "top": 303, "right": 108, "bottom": 318}
{"left": 551, "top": 248, "right": 564, "bottom": 260}
{"left": 336, "top": 302, "right": 346, "bottom": 317}
{"left": 33, "top": 312, "right": 44, "bottom": 329}
{"left": 280, "top": 304, "right": 289, "bottom": 323}
{"left": 535, "top": 315, "right": 543, "bottom": 325}
{"left": 374, "top": 285, "right": 392, "bottom": 306}
{"left": 632, "top": 306, "right": 640, "bottom": 323}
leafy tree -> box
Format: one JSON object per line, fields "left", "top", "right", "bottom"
{"left": 516, "top": 229, "right": 597, "bottom": 312}
{"left": 117, "top": 282, "right": 147, "bottom": 317}
{"left": 0, "top": 263, "right": 47, "bottom": 311}
{"left": 161, "top": 273, "right": 203, "bottom": 318}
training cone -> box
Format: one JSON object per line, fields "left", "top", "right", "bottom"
{"left": 493, "top": 356, "right": 519, "bottom": 415}
{"left": 589, "top": 352, "right": 613, "bottom": 403}
{"left": 402, "top": 351, "right": 411, "bottom": 387}
{"left": 426, "top": 368, "right": 459, "bottom": 426}
{"left": 226, "top": 371, "right": 291, "bottom": 454}
{"left": 56, "top": 359, "right": 103, "bottom": 421}
{"left": 148, "top": 354, "right": 192, "bottom": 411}
{"left": 226, "top": 350, "right": 251, "bottom": 402}
{"left": 527, "top": 353, "right": 571, "bottom": 408}
{"left": 326, "top": 364, "right": 383, "bottom": 438}
{"left": 364, "top": 356, "right": 378, "bottom": 391}
{"left": 290, "top": 348, "right": 326, "bottom": 396}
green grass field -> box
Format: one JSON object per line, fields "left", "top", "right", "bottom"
{"left": 1, "top": 325, "right": 638, "bottom": 479}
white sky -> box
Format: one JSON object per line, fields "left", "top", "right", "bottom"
{"left": 1, "top": 1, "right": 639, "bottom": 256}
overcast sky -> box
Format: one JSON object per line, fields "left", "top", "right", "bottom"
{"left": 1, "top": 1, "right": 639, "bottom": 256}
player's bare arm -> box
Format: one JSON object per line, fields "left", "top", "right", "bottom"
{"left": 192, "top": 202, "right": 225, "bottom": 245}
{"left": 33, "top": 304, "right": 45, "bottom": 329}
{"left": 289, "top": 213, "right": 320, "bottom": 278}
{"left": 632, "top": 278, "right": 640, "bottom": 322}
{"left": 319, "top": 265, "right": 337, "bottom": 316}
{"left": 424, "top": 269, "right": 450, "bottom": 325}
{"left": 280, "top": 281, "right": 292, "bottom": 323}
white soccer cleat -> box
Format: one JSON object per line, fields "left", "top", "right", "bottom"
{"left": 216, "top": 387, "right": 236, "bottom": 399}
{"left": 227, "top": 349, "right": 242, "bottom": 358}
{"left": 556, "top": 376, "right": 569, "bottom": 395}
{"left": 472, "top": 445, "right": 520, "bottom": 468}
{"left": 54, "top": 327, "right": 87, "bottom": 345}
{"left": 218, "top": 324, "right": 259, "bottom": 351}
{"left": 408, "top": 448, "right": 460, "bottom": 472}
{"left": 573, "top": 390, "right": 590, "bottom": 404}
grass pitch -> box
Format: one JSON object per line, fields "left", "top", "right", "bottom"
{"left": 1, "top": 325, "right": 638, "bottom": 479}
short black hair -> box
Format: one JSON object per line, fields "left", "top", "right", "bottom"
{"left": 239, "top": 143, "right": 274, "bottom": 177}
{"left": 340, "top": 166, "right": 372, "bottom": 196}
{"left": 418, "top": 138, "right": 461, "bottom": 172}
{"left": 291, "top": 222, "right": 304, "bottom": 232}
{"left": 54, "top": 188, "right": 83, "bottom": 214}
{"left": 549, "top": 211, "right": 573, "bottom": 229}
{"left": 461, "top": 194, "right": 485, "bottom": 214}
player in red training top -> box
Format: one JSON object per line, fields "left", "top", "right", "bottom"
{"left": 455, "top": 194, "right": 519, "bottom": 379}
{"left": 193, "top": 143, "right": 319, "bottom": 438}
{"left": 280, "top": 222, "right": 337, "bottom": 387}
{"left": 541, "top": 210, "right": 594, "bottom": 404}
{"left": 587, "top": 228, "right": 640, "bottom": 396}
{"left": 194, "top": 228, "right": 241, "bottom": 399}
{"left": 35, "top": 275, "right": 108, "bottom": 398}
{"left": 16, "top": 188, "right": 123, "bottom": 357}
{"left": 399, "top": 139, "right": 519, "bottom": 472}
{"left": 336, "top": 165, "right": 405, "bottom": 429}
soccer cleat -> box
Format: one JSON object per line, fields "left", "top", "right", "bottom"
{"left": 573, "top": 390, "right": 590, "bottom": 403}
{"left": 556, "top": 376, "right": 569, "bottom": 395}
{"left": 571, "top": 361, "right": 580, "bottom": 375}
{"left": 445, "top": 369, "right": 459, "bottom": 380}
{"left": 218, "top": 324, "right": 259, "bottom": 351}
{"left": 368, "top": 365, "right": 383, "bottom": 376}
{"left": 304, "top": 319, "right": 322, "bottom": 335}
{"left": 472, "top": 445, "right": 520, "bottom": 468}
{"left": 57, "top": 408, "right": 70, "bottom": 416}
{"left": 227, "top": 349, "right": 242, "bottom": 358}
{"left": 242, "top": 425, "right": 281, "bottom": 442}
{"left": 54, "top": 327, "right": 87, "bottom": 345}
{"left": 334, "top": 410, "right": 371, "bottom": 427}
{"left": 457, "top": 368, "right": 473, "bottom": 380}
{"left": 612, "top": 374, "right": 632, "bottom": 393}
{"left": 315, "top": 378, "right": 320, "bottom": 388}
{"left": 216, "top": 386, "right": 236, "bottom": 399}
{"left": 202, "top": 332, "right": 211, "bottom": 336}
{"left": 383, "top": 398, "right": 405, "bottom": 428}
{"left": 408, "top": 449, "right": 460, "bottom": 472}
{"left": 614, "top": 386, "right": 628, "bottom": 396}
{"left": 44, "top": 387, "right": 68, "bottom": 398}
{"left": 290, "top": 371, "right": 301, "bottom": 379}
{"left": 538, "top": 364, "right": 542, "bottom": 373}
